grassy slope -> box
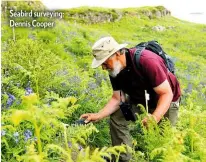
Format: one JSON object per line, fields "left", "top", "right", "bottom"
{"left": 3, "top": 4, "right": 206, "bottom": 130}
{"left": 2, "top": 4, "right": 206, "bottom": 160}
{"left": 75, "top": 8, "right": 206, "bottom": 96}
{"left": 64, "top": 6, "right": 206, "bottom": 144}
{"left": 60, "top": 6, "right": 206, "bottom": 146}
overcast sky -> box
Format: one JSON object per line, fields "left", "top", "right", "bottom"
{"left": 42, "top": 0, "right": 206, "bottom": 24}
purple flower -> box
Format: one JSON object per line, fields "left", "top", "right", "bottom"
{"left": 69, "top": 76, "right": 81, "bottom": 84}
{"left": 88, "top": 82, "right": 97, "bottom": 90}
{"left": 8, "top": 94, "right": 15, "bottom": 100}
{"left": 24, "top": 129, "right": 32, "bottom": 141}
{"left": 6, "top": 93, "right": 16, "bottom": 108}
{"left": 25, "top": 87, "right": 33, "bottom": 96}
{"left": 56, "top": 70, "right": 68, "bottom": 76}
{"left": 78, "top": 144, "right": 83, "bottom": 151}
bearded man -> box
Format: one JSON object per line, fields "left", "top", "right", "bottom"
{"left": 80, "top": 36, "right": 181, "bottom": 162}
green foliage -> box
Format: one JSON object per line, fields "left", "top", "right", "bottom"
{"left": 67, "top": 37, "right": 92, "bottom": 56}
{"left": 2, "top": 39, "right": 64, "bottom": 96}
{"left": 2, "top": 2, "right": 206, "bottom": 162}
{"left": 1, "top": 93, "right": 126, "bottom": 162}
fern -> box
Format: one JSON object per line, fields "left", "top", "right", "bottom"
{"left": 16, "top": 142, "right": 47, "bottom": 162}
{"left": 10, "top": 86, "right": 25, "bottom": 98}
{"left": 66, "top": 124, "right": 99, "bottom": 145}
{"left": 45, "top": 144, "right": 73, "bottom": 162}
{"left": 76, "top": 145, "right": 127, "bottom": 162}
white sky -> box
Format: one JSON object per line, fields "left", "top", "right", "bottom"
{"left": 42, "top": 0, "right": 206, "bottom": 24}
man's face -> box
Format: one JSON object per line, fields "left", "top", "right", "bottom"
{"left": 102, "top": 53, "right": 124, "bottom": 78}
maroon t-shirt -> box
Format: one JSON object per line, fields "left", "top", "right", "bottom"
{"left": 109, "top": 48, "right": 181, "bottom": 109}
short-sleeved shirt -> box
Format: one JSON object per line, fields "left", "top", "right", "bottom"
{"left": 109, "top": 48, "right": 181, "bottom": 109}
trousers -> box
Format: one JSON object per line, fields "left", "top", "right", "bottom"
{"left": 109, "top": 99, "right": 180, "bottom": 162}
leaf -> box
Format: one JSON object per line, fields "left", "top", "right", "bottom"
{"left": 45, "top": 144, "right": 73, "bottom": 161}
{"left": 11, "top": 110, "right": 33, "bottom": 126}
{"left": 22, "top": 93, "right": 38, "bottom": 105}
{"left": 68, "top": 96, "right": 77, "bottom": 105}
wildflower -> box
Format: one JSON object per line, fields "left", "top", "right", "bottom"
{"left": 1, "top": 130, "right": 6, "bottom": 136}
{"left": 56, "top": 70, "right": 68, "bottom": 76}
{"left": 13, "top": 132, "right": 19, "bottom": 143}
{"left": 25, "top": 87, "right": 33, "bottom": 96}
{"left": 88, "top": 82, "right": 97, "bottom": 90}
{"left": 78, "top": 144, "right": 83, "bottom": 151}
{"left": 6, "top": 93, "right": 16, "bottom": 108}
{"left": 69, "top": 76, "right": 81, "bottom": 84}
{"left": 24, "top": 129, "right": 32, "bottom": 141}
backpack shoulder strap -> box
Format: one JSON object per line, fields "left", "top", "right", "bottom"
{"left": 134, "top": 45, "right": 146, "bottom": 69}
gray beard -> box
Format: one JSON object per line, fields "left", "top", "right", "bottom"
{"left": 109, "top": 60, "right": 122, "bottom": 78}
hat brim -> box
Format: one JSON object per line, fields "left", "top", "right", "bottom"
{"left": 91, "top": 43, "right": 128, "bottom": 68}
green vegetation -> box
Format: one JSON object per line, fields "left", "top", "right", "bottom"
{"left": 1, "top": 1, "right": 206, "bottom": 162}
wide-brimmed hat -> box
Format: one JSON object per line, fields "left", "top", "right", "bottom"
{"left": 91, "top": 36, "right": 128, "bottom": 68}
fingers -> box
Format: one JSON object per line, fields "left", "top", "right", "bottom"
{"left": 80, "top": 114, "right": 90, "bottom": 119}
{"left": 85, "top": 116, "right": 92, "bottom": 123}
{"left": 80, "top": 113, "right": 101, "bottom": 124}
{"left": 80, "top": 113, "right": 92, "bottom": 124}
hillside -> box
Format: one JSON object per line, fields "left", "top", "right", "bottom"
{"left": 1, "top": 1, "right": 206, "bottom": 162}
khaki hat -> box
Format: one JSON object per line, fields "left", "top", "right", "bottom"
{"left": 91, "top": 36, "right": 128, "bottom": 68}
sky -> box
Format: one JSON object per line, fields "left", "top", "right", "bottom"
{"left": 42, "top": 0, "right": 206, "bottom": 24}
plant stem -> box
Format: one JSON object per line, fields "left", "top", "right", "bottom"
{"left": 34, "top": 122, "right": 42, "bottom": 154}
{"left": 63, "top": 124, "right": 69, "bottom": 151}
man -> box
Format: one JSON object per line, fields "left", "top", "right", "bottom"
{"left": 80, "top": 36, "right": 181, "bottom": 162}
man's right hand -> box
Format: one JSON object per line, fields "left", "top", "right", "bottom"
{"left": 80, "top": 113, "right": 102, "bottom": 123}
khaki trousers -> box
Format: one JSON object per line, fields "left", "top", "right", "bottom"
{"left": 109, "top": 100, "right": 180, "bottom": 162}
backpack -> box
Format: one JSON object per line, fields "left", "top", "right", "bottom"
{"left": 133, "top": 40, "right": 175, "bottom": 74}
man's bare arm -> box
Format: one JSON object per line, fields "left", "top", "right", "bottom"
{"left": 152, "top": 79, "right": 173, "bottom": 122}
{"left": 80, "top": 91, "right": 123, "bottom": 123}
{"left": 98, "top": 90, "right": 122, "bottom": 119}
